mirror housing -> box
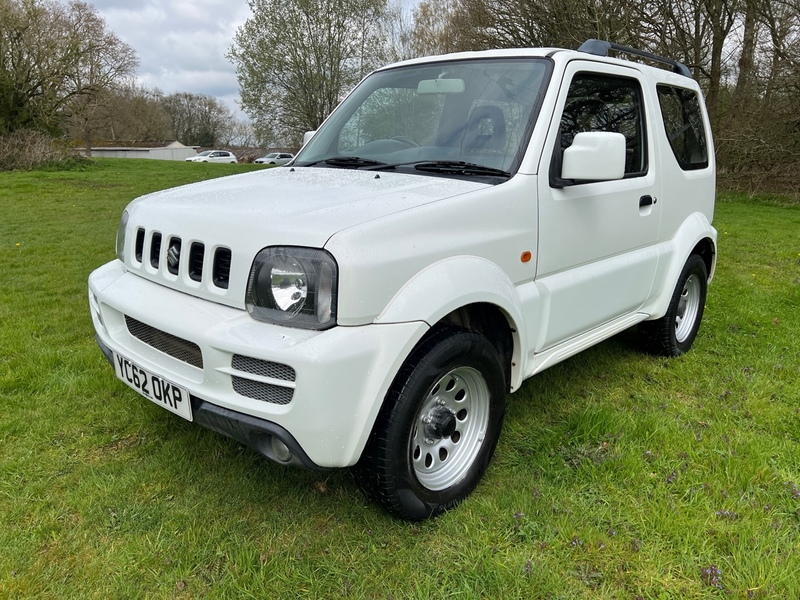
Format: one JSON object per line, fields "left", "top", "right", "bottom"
{"left": 302, "top": 130, "right": 317, "bottom": 146}
{"left": 560, "top": 132, "right": 626, "bottom": 182}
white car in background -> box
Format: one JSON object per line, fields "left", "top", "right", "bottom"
{"left": 185, "top": 150, "right": 237, "bottom": 163}
{"left": 255, "top": 152, "right": 294, "bottom": 165}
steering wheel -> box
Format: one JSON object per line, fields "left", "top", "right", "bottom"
{"left": 391, "top": 136, "right": 419, "bottom": 148}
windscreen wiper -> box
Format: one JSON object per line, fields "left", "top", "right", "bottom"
{"left": 308, "top": 156, "right": 388, "bottom": 168}
{"left": 412, "top": 161, "right": 511, "bottom": 178}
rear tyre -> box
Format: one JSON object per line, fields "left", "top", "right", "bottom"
{"left": 639, "top": 254, "right": 708, "bottom": 356}
{"left": 355, "top": 326, "right": 506, "bottom": 521}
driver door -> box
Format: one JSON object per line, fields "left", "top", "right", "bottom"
{"left": 535, "top": 62, "right": 661, "bottom": 350}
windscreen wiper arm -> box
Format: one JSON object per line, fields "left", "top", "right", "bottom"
{"left": 364, "top": 160, "right": 512, "bottom": 178}
{"left": 307, "top": 156, "right": 388, "bottom": 168}
{"left": 412, "top": 161, "right": 511, "bottom": 178}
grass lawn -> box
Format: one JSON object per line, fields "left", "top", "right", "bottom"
{"left": 1, "top": 159, "right": 798, "bottom": 598}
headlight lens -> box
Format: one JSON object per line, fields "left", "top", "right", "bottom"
{"left": 246, "top": 247, "right": 338, "bottom": 330}
{"left": 116, "top": 210, "right": 129, "bottom": 262}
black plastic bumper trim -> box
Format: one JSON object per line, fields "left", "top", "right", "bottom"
{"left": 190, "top": 398, "right": 323, "bottom": 470}
{"left": 96, "top": 334, "right": 114, "bottom": 365}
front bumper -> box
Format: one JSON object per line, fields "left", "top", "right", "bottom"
{"left": 89, "top": 260, "right": 428, "bottom": 468}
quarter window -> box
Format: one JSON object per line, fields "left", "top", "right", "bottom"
{"left": 657, "top": 85, "right": 709, "bottom": 170}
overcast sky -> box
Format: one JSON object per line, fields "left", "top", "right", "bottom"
{"left": 79, "top": 0, "right": 253, "bottom": 117}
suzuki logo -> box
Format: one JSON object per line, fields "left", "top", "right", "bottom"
{"left": 167, "top": 244, "right": 180, "bottom": 269}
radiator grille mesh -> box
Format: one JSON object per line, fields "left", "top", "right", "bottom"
{"left": 125, "top": 316, "right": 203, "bottom": 369}
{"left": 232, "top": 355, "right": 296, "bottom": 382}
{"left": 232, "top": 377, "right": 294, "bottom": 405}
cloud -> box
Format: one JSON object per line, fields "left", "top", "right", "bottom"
{"left": 73, "top": 0, "right": 252, "bottom": 115}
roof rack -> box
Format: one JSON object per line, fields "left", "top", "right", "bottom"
{"left": 577, "top": 39, "right": 693, "bottom": 79}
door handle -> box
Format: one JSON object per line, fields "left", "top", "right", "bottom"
{"left": 639, "top": 195, "right": 656, "bottom": 207}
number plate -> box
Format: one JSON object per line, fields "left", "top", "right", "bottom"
{"left": 113, "top": 353, "right": 193, "bottom": 421}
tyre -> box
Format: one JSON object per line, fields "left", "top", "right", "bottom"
{"left": 639, "top": 254, "right": 708, "bottom": 356}
{"left": 355, "top": 326, "right": 506, "bottom": 521}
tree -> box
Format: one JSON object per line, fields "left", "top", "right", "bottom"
{"left": 406, "top": 0, "right": 800, "bottom": 191}
{"left": 406, "top": 0, "right": 469, "bottom": 56}
{"left": 160, "top": 92, "right": 235, "bottom": 147}
{"left": 218, "top": 119, "right": 258, "bottom": 148}
{"left": 65, "top": 84, "right": 173, "bottom": 143}
{"left": 63, "top": 1, "right": 139, "bottom": 154}
{"left": 416, "top": 0, "right": 646, "bottom": 53}
{"left": 229, "top": 0, "right": 392, "bottom": 146}
{"left": 0, "top": 0, "right": 137, "bottom": 138}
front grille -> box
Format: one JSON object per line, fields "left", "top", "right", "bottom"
{"left": 129, "top": 227, "right": 232, "bottom": 291}
{"left": 232, "top": 355, "right": 296, "bottom": 382}
{"left": 231, "top": 377, "right": 294, "bottom": 405}
{"left": 125, "top": 316, "right": 203, "bottom": 369}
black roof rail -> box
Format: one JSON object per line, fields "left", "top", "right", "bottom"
{"left": 577, "top": 39, "right": 693, "bottom": 79}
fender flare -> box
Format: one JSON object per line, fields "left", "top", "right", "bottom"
{"left": 642, "top": 212, "right": 717, "bottom": 320}
{"left": 374, "top": 256, "right": 529, "bottom": 389}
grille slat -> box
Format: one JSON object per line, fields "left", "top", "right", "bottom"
{"left": 213, "top": 248, "right": 232, "bottom": 289}
{"left": 232, "top": 377, "right": 294, "bottom": 405}
{"left": 135, "top": 229, "right": 145, "bottom": 263}
{"left": 125, "top": 316, "right": 203, "bottom": 369}
{"left": 232, "top": 355, "right": 296, "bottom": 382}
{"left": 189, "top": 242, "right": 205, "bottom": 282}
{"left": 150, "top": 232, "right": 162, "bottom": 268}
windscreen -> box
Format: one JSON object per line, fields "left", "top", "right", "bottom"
{"left": 295, "top": 58, "right": 552, "bottom": 179}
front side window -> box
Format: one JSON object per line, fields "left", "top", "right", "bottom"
{"left": 295, "top": 58, "right": 553, "bottom": 181}
{"left": 558, "top": 73, "right": 647, "bottom": 176}
{"left": 657, "top": 85, "right": 709, "bottom": 170}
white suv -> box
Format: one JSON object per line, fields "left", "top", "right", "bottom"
{"left": 185, "top": 150, "right": 237, "bottom": 163}
{"left": 255, "top": 152, "right": 294, "bottom": 165}
{"left": 89, "top": 40, "right": 716, "bottom": 520}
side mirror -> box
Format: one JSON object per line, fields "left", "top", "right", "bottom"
{"left": 302, "top": 130, "right": 316, "bottom": 146}
{"left": 561, "top": 132, "right": 626, "bottom": 182}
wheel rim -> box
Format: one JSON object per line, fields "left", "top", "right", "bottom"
{"left": 675, "top": 273, "right": 702, "bottom": 343}
{"left": 410, "top": 366, "right": 491, "bottom": 491}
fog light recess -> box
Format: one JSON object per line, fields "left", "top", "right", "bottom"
{"left": 271, "top": 437, "right": 293, "bottom": 463}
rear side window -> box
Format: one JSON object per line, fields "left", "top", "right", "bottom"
{"left": 656, "top": 85, "right": 709, "bottom": 170}
{"left": 559, "top": 73, "right": 647, "bottom": 176}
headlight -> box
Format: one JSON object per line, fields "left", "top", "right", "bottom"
{"left": 246, "top": 247, "right": 338, "bottom": 330}
{"left": 116, "top": 210, "right": 129, "bottom": 262}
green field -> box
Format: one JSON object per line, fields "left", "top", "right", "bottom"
{"left": 1, "top": 159, "right": 798, "bottom": 598}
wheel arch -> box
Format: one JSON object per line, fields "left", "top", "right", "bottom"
{"left": 692, "top": 236, "right": 716, "bottom": 281}
{"left": 374, "top": 256, "right": 526, "bottom": 392}
{"left": 429, "top": 304, "right": 515, "bottom": 393}
{"left": 641, "top": 212, "right": 717, "bottom": 321}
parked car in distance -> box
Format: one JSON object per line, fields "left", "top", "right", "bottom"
{"left": 255, "top": 152, "right": 294, "bottom": 165}
{"left": 185, "top": 150, "right": 237, "bottom": 163}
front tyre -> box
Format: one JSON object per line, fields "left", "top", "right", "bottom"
{"left": 640, "top": 254, "right": 708, "bottom": 356}
{"left": 355, "top": 326, "right": 506, "bottom": 521}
